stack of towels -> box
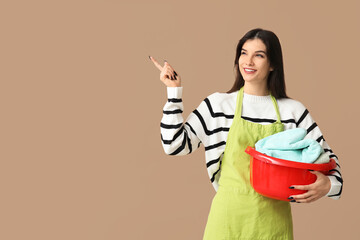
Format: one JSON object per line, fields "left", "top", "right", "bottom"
{"left": 255, "top": 128, "right": 330, "bottom": 164}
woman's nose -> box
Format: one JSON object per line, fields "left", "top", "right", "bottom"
{"left": 243, "top": 56, "right": 254, "bottom": 66}
{"left": 246, "top": 57, "right": 254, "bottom": 66}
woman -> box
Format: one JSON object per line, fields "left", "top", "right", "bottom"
{"left": 150, "top": 28, "right": 343, "bottom": 239}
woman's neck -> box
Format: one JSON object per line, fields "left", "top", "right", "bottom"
{"left": 243, "top": 82, "right": 269, "bottom": 96}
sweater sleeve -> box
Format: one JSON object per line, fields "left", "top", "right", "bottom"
{"left": 296, "top": 104, "right": 343, "bottom": 200}
{"left": 160, "top": 87, "right": 203, "bottom": 156}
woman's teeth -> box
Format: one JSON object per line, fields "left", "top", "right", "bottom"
{"left": 245, "top": 69, "right": 256, "bottom": 72}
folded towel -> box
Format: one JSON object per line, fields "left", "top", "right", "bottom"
{"left": 255, "top": 128, "right": 324, "bottom": 164}
{"left": 313, "top": 151, "right": 330, "bottom": 164}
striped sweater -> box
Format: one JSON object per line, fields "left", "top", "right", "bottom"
{"left": 160, "top": 87, "right": 343, "bottom": 199}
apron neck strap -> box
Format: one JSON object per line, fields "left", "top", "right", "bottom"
{"left": 236, "top": 87, "right": 282, "bottom": 123}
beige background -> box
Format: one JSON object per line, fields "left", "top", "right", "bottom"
{"left": 0, "top": 0, "right": 359, "bottom": 239}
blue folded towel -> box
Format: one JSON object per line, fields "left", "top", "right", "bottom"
{"left": 255, "top": 128, "right": 324, "bottom": 163}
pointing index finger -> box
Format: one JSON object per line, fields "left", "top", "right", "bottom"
{"left": 149, "top": 56, "right": 163, "bottom": 71}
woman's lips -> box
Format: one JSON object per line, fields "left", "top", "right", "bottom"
{"left": 244, "top": 68, "right": 257, "bottom": 74}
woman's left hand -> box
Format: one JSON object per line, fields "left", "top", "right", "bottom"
{"left": 289, "top": 171, "right": 331, "bottom": 203}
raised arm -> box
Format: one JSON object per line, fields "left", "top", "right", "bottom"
{"left": 149, "top": 56, "right": 203, "bottom": 155}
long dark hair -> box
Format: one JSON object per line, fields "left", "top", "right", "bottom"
{"left": 227, "top": 28, "right": 289, "bottom": 99}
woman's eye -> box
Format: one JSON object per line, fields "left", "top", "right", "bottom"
{"left": 256, "top": 54, "right": 264, "bottom": 58}
{"left": 241, "top": 52, "right": 246, "bottom": 55}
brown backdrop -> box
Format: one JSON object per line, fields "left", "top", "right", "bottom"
{"left": 1, "top": 0, "right": 358, "bottom": 239}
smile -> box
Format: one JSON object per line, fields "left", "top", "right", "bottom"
{"left": 244, "top": 68, "right": 257, "bottom": 73}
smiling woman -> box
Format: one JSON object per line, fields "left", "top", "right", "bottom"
{"left": 229, "top": 29, "right": 288, "bottom": 99}
{"left": 152, "top": 28, "right": 343, "bottom": 240}
{"left": 238, "top": 39, "right": 274, "bottom": 94}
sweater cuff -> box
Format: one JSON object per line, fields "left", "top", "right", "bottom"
{"left": 167, "top": 87, "right": 183, "bottom": 99}
{"left": 326, "top": 175, "right": 342, "bottom": 197}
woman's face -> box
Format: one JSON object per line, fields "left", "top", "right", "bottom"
{"left": 238, "top": 38, "right": 273, "bottom": 85}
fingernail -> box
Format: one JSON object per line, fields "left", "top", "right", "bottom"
{"left": 148, "top": 55, "right": 151, "bottom": 60}
{"left": 288, "top": 197, "right": 293, "bottom": 199}
{"left": 290, "top": 200, "right": 296, "bottom": 202}
{"left": 174, "top": 71, "right": 178, "bottom": 76}
{"left": 289, "top": 186, "right": 294, "bottom": 189}
{"left": 164, "top": 59, "right": 167, "bottom": 63}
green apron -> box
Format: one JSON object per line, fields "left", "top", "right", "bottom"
{"left": 203, "top": 87, "right": 293, "bottom": 240}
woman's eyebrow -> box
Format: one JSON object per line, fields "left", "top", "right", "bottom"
{"left": 241, "top": 48, "right": 266, "bottom": 54}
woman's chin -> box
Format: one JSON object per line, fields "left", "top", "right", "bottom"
{"left": 243, "top": 76, "right": 267, "bottom": 84}
{"left": 243, "top": 77, "right": 257, "bottom": 82}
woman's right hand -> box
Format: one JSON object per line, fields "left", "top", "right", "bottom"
{"left": 149, "top": 56, "right": 181, "bottom": 87}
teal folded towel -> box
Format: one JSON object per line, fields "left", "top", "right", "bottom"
{"left": 255, "top": 128, "right": 324, "bottom": 164}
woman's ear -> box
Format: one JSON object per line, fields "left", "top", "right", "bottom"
{"left": 270, "top": 66, "right": 274, "bottom": 71}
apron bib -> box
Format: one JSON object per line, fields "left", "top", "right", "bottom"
{"left": 203, "top": 87, "right": 293, "bottom": 240}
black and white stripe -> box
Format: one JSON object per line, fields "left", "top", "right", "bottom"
{"left": 167, "top": 98, "right": 182, "bottom": 103}
{"left": 163, "top": 109, "right": 183, "bottom": 115}
{"left": 204, "top": 98, "right": 234, "bottom": 119}
{"left": 193, "top": 109, "right": 230, "bottom": 136}
{"left": 296, "top": 109, "right": 309, "bottom": 127}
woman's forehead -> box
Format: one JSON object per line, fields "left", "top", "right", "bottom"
{"left": 242, "top": 39, "right": 267, "bottom": 52}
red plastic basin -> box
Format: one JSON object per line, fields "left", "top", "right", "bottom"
{"left": 245, "top": 146, "right": 337, "bottom": 202}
